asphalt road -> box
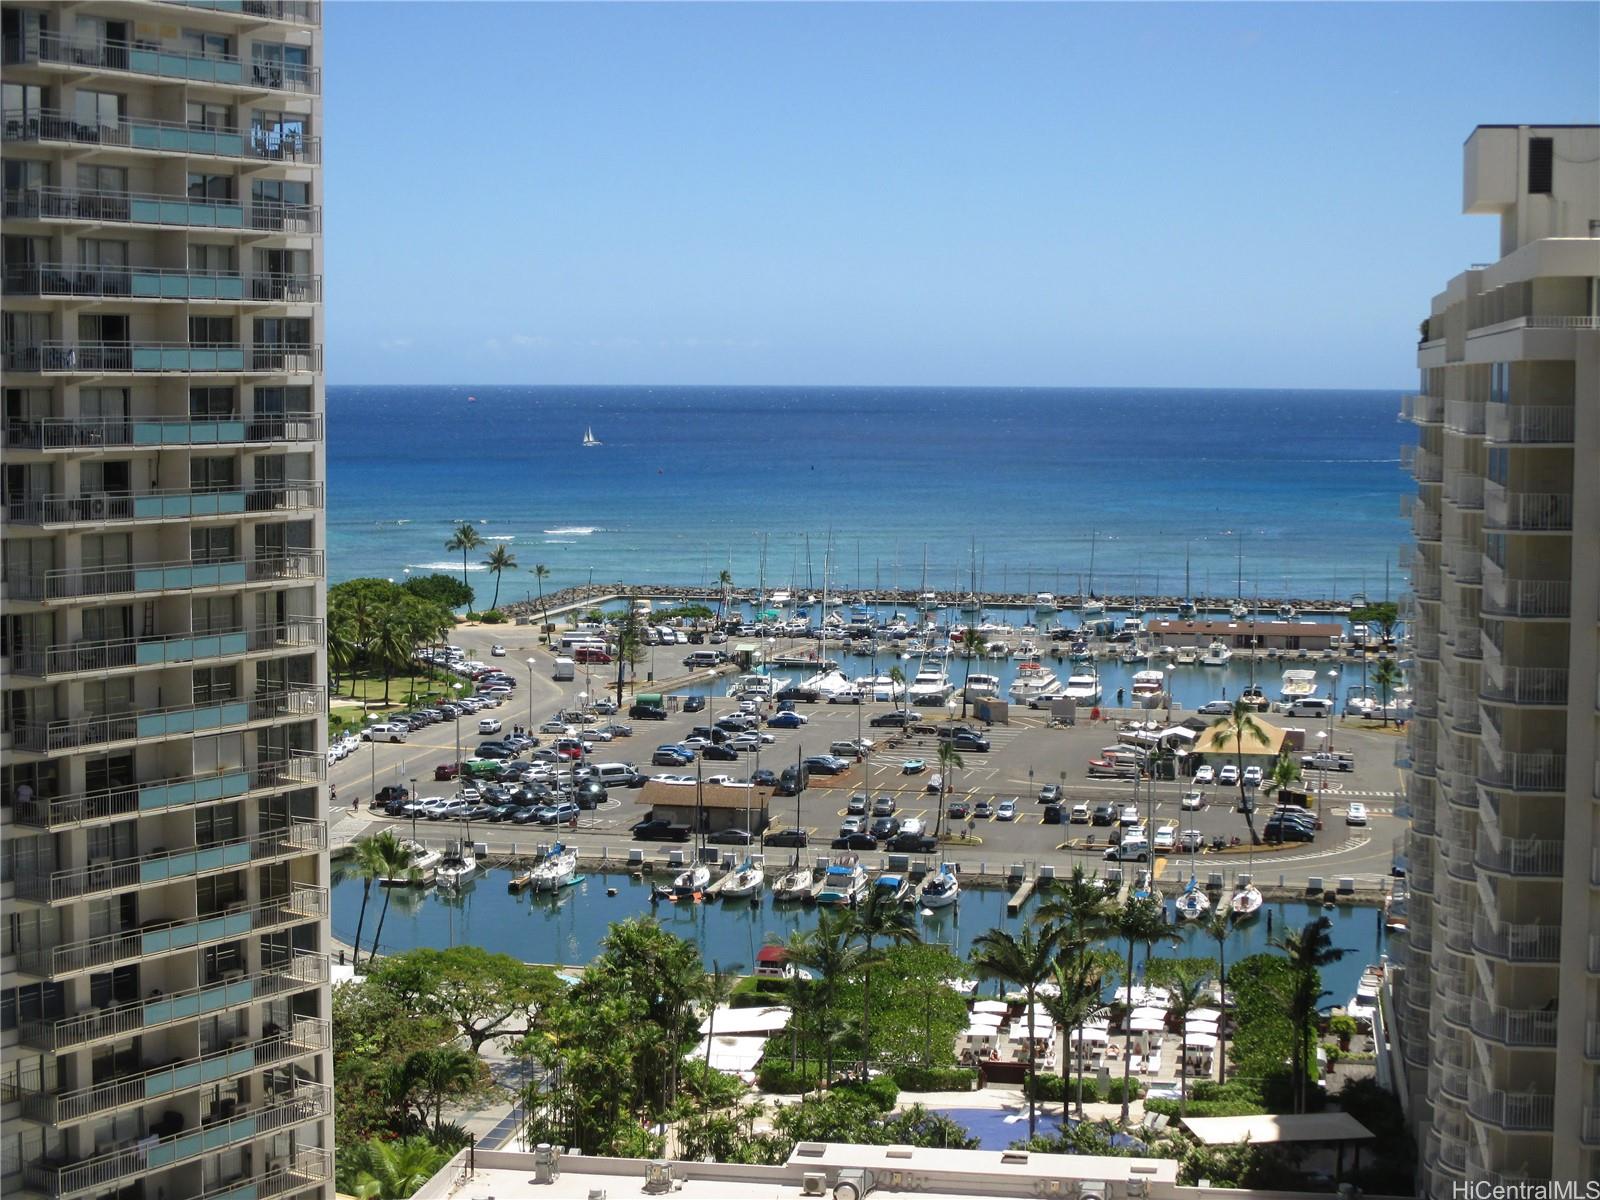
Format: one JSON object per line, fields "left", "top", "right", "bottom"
{"left": 331, "top": 625, "right": 1407, "bottom": 890}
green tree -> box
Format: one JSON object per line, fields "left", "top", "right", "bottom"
{"left": 847, "top": 884, "right": 922, "bottom": 1071}
{"left": 1040, "top": 949, "right": 1114, "bottom": 1118}
{"left": 1372, "top": 657, "right": 1401, "bottom": 727}
{"left": 1201, "top": 908, "right": 1237, "bottom": 1083}
{"left": 339, "top": 1136, "right": 453, "bottom": 1200}
{"left": 1110, "top": 894, "right": 1179, "bottom": 1122}
{"left": 372, "top": 945, "right": 563, "bottom": 1054}
{"left": 530, "top": 563, "right": 551, "bottom": 638}
{"left": 1269, "top": 915, "right": 1349, "bottom": 1113}
{"left": 444, "top": 523, "right": 484, "bottom": 596}
{"left": 969, "top": 923, "right": 1060, "bottom": 1139}
{"left": 342, "top": 834, "right": 389, "bottom": 963}
{"left": 777, "top": 910, "right": 864, "bottom": 1088}
{"left": 935, "top": 739, "right": 963, "bottom": 838}
{"left": 958, "top": 625, "right": 984, "bottom": 717}
{"left": 1207, "top": 698, "right": 1271, "bottom": 843}
{"left": 1261, "top": 750, "right": 1302, "bottom": 799}
{"left": 403, "top": 572, "right": 474, "bottom": 611}
{"left": 716, "top": 568, "right": 734, "bottom": 618}
{"left": 1350, "top": 601, "right": 1399, "bottom": 643}
{"left": 398, "top": 1045, "right": 482, "bottom": 1136}
{"left": 365, "top": 832, "right": 418, "bottom": 963}
{"left": 1226, "top": 953, "right": 1304, "bottom": 1104}
{"left": 371, "top": 606, "right": 414, "bottom": 707}
{"left": 1034, "top": 865, "right": 1115, "bottom": 957}
{"left": 701, "top": 960, "right": 741, "bottom": 1071}
{"left": 327, "top": 612, "right": 356, "bottom": 697}
{"left": 481, "top": 544, "right": 517, "bottom": 612}
{"left": 1160, "top": 962, "right": 1214, "bottom": 1115}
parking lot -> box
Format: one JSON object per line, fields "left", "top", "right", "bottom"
{"left": 331, "top": 624, "right": 1408, "bottom": 888}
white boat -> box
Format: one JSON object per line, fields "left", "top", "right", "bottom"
{"left": 531, "top": 842, "right": 578, "bottom": 893}
{"left": 1279, "top": 669, "right": 1319, "bottom": 704}
{"left": 917, "top": 862, "right": 961, "bottom": 909}
{"left": 816, "top": 858, "right": 868, "bottom": 906}
{"left": 1277, "top": 603, "right": 1297, "bottom": 619}
{"left": 917, "top": 591, "right": 939, "bottom": 611}
{"left": 582, "top": 426, "right": 601, "bottom": 447}
{"left": 1119, "top": 643, "right": 1145, "bottom": 665}
{"left": 907, "top": 662, "right": 954, "bottom": 706}
{"left": 872, "top": 873, "right": 910, "bottom": 904}
{"left": 1035, "top": 592, "right": 1056, "bottom": 612}
{"left": 856, "top": 674, "right": 906, "bottom": 702}
{"left": 1230, "top": 882, "right": 1263, "bottom": 919}
{"left": 672, "top": 863, "right": 711, "bottom": 897}
{"left": 769, "top": 589, "right": 792, "bottom": 608}
{"left": 383, "top": 839, "right": 440, "bottom": 887}
{"left": 719, "top": 857, "right": 764, "bottom": 900}
{"left": 1173, "top": 645, "right": 1199, "bottom": 665}
{"left": 1200, "top": 639, "right": 1234, "bottom": 667}
{"left": 1176, "top": 600, "right": 1198, "bottom": 619}
{"left": 772, "top": 865, "right": 815, "bottom": 902}
{"left": 963, "top": 672, "right": 1001, "bottom": 700}
{"left": 435, "top": 842, "right": 477, "bottom": 889}
{"left": 1061, "top": 668, "right": 1102, "bottom": 705}
{"left": 1130, "top": 669, "right": 1167, "bottom": 707}
{"left": 1229, "top": 602, "right": 1249, "bottom": 619}
{"left": 1120, "top": 616, "right": 1142, "bottom": 636}
{"left": 1176, "top": 880, "right": 1212, "bottom": 921}
{"left": 727, "top": 672, "right": 789, "bottom": 700}
{"left": 1345, "top": 964, "right": 1383, "bottom": 1025}
{"left": 1241, "top": 685, "right": 1270, "bottom": 711}
{"left": 1008, "top": 661, "right": 1062, "bottom": 705}
{"left": 1081, "top": 598, "right": 1105, "bottom": 616}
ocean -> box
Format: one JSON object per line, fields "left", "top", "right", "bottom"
{"left": 327, "top": 386, "right": 1414, "bottom": 608}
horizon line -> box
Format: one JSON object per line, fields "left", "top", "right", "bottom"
{"left": 325, "top": 381, "right": 1412, "bottom": 392}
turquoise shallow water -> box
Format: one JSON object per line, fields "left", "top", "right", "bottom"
{"left": 327, "top": 385, "right": 1413, "bottom": 608}
{"left": 332, "top": 868, "right": 1392, "bottom": 1003}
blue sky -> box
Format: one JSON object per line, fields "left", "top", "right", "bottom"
{"left": 325, "top": 2, "right": 1598, "bottom": 388}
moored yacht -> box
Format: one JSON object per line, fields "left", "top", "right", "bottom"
{"left": 1130, "top": 669, "right": 1167, "bottom": 707}
{"left": 1061, "top": 668, "right": 1102, "bottom": 704}
{"left": 531, "top": 842, "right": 578, "bottom": 893}
{"left": 1230, "top": 880, "right": 1263, "bottom": 919}
{"left": 671, "top": 863, "right": 712, "bottom": 899}
{"left": 1200, "top": 639, "right": 1234, "bottom": 666}
{"left": 1279, "top": 668, "right": 1319, "bottom": 704}
{"left": 1008, "top": 661, "right": 1062, "bottom": 705}
{"left": 816, "top": 857, "right": 868, "bottom": 906}
{"left": 1173, "top": 645, "right": 1199, "bottom": 665}
{"left": 1035, "top": 592, "right": 1056, "bottom": 612}
{"left": 916, "top": 862, "right": 961, "bottom": 909}
{"left": 719, "top": 857, "right": 764, "bottom": 900}
{"left": 963, "top": 672, "right": 1001, "bottom": 700}
{"left": 907, "top": 663, "right": 954, "bottom": 706}
{"left": 385, "top": 839, "right": 440, "bottom": 887}
{"left": 772, "top": 864, "right": 816, "bottom": 902}
{"left": 436, "top": 841, "right": 477, "bottom": 889}
{"left": 1240, "top": 685, "right": 1270, "bottom": 711}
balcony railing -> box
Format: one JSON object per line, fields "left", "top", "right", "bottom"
{"left": 13, "top": 820, "right": 325, "bottom": 904}
{"left": 21, "top": 1084, "right": 329, "bottom": 1199}
{"left": 4, "top": 186, "right": 322, "bottom": 234}
{"left": 1412, "top": 507, "right": 1442, "bottom": 542}
{"left": 18, "top": 951, "right": 328, "bottom": 1052}
{"left": 2, "top": 108, "right": 321, "bottom": 164}
{"left": 1472, "top": 917, "right": 1562, "bottom": 963}
{"left": 1468, "top": 1000, "right": 1559, "bottom": 1048}
{"left": 1473, "top": 836, "right": 1563, "bottom": 879}
{"left": 1482, "top": 666, "right": 1568, "bottom": 706}
{"left": 1444, "top": 398, "right": 1486, "bottom": 436}
{"left": 10, "top": 617, "right": 322, "bottom": 678}
{"left": 1486, "top": 403, "right": 1576, "bottom": 445}
{"left": 12, "top": 753, "right": 323, "bottom": 831}
{"left": 1443, "top": 540, "right": 1482, "bottom": 583}
{"left": 2, "top": 1017, "right": 328, "bottom": 1125}
{"left": 1481, "top": 566, "right": 1571, "bottom": 620}
{"left": 15, "top": 884, "right": 327, "bottom": 978}
{"left": 163, "top": 0, "right": 323, "bottom": 26}
{"left": 3, "top": 262, "right": 322, "bottom": 304}
{"left": 5, "top": 32, "right": 320, "bottom": 94}
{"left": 1483, "top": 485, "right": 1574, "bottom": 532}
{"left": 2, "top": 341, "right": 323, "bottom": 375}
{"left": 11, "top": 686, "right": 324, "bottom": 754}
{"left": 3, "top": 550, "right": 324, "bottom": 605}
{"left": 1401, "top": 393, "right": 1444, "bottom": 424}
{"left": 1412, "top": 564, "right": 1442, "bottom": 601}
{"left": 1467, "top": 1085, "right": 1555, "bottom": 1132}
{"left": 1478, "top": 750, "right": 1565, "bottom": 793}
{"left": 5, "top": 412, "right": 321, "bottom": 452}
{"left": 6, "top": 481, "right": 323, "bottom": 526}
{"left": 1444, "top": 473, "right": 1484, "bottom": 509}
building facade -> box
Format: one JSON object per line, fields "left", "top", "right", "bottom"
{"left": 1393, "top": 124, "right": 1600, "bottom": 1191}
{"left": 0, "top": 3, "right": 331, "bottom": 1198}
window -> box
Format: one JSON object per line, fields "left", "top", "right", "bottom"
{"left": 189, "top": 456, "right": 238, "bottom": 492}
{"left": 1527, "top": 137, "right": 1553, "bottom": 195}
{"left": 0, "top": 982, "right": 65, "bottom": 1032}
{"left": 79, "top": 388, "right": 130, "bottom": 419}
{"left": 78, "top": 313, "right": 128, "bottom": 344}
{"left": 250, "top": 108, "right": 305, "bottom": 156}
{"left": 189, "top": 316, "right": 233, "bottom": 347}
{"left": 1490, "top": 361, "right": 1510, "bottom": 406}
{"left": 191, "top": 526, "right": 236, "bottom": 563}
{"left": 189, "top": 243, "right": 235, "bottom": 273}
{"left": 81, "top": 606, "right": 133, "bottom": 644}
{"left": 186, "top": 100, "right": 232, "bottom": 131}
{"left": 254, "top": 385, "right": 310, "bottom": 417}
{"left": 187, "top": 173, "right": 234, "bottom": 202}
{"left": 78, "top": 239, "right": 127, "bottom": 269}
{"left": 193, "top": 733, "right": 244, "bottom": 775}
{"left": 72, "top": 90, "right": 123, "bottom": 129}
{"left": 2, "top": 82, "right": 47, "bottom": 123}
{"left": 83, "top": 753, "right": 134, "bottom": 796}
{"left": 192, "top": 595, "right": 236, "bottom": 633}
{"left": 253, "top": 317, "right": 309, "bottom": 347}
{"left": 1487, "top": 447, "right": 1509, "bottom": 486}
{"left": 181, "top": 29, "right": 231, "bottom": 60}
{"left": 5, "top": 158, "right": 50, "bottom": 199}
{"left": 250, "top": 178, "right": 308, "bottom": 207}
{"left": 192, "top": 666, "right": 237, "bottom": 705}
{"left": 83, "top": 678, "right": 133, "bottom": 717}
{"left": 189, "top": 386, "right": 237, "bottom": 420}
{"left": 195, "top": 802, "right": 239, "bottom": 846}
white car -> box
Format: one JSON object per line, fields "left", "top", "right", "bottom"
{"left": 362, "top": 723, "right": 407, "bottom": 743}
{"left": 1193, "top": 765, "right": 1216, "bottom": 785}
{"left": 1217, "top": 765, "right": 1240, "bottom": 786}
{"left": 1242, "top": 765, "right": 1264, "bottom": 788}
{"left": 705, "top": 774, "right": 752, "bottom": 788}
{"left": 900, "top": 817, "right": 925, "bottom": 836}
{"left": 727, "top": 733, "right": 761, "bottom": 751}
{"left": 424, "top": 797, "right": 468, "bottom": 820}
{"left": 1118, "top": 804, "right": 1141, "bottom": 826}
{"left": 1345, "top": 802, "right": 1369, "bottom": 826}
{"left": 1178, "top": 829, "right": 1206, "bottom": 852}
{"left": 490, "top": 644, "right": 506, "bottom": 656}
{"left": 1069, "top": 802, "right": 1090, "bottom": 823}
{"left": 653, "top": 774, "right": 696, "bottom": 787}
{"left": 478, "top": 717, "right": 503, "bottom": 734}
{"left": 996, "top": 798, "right": 1018, "bottom": 821}
{"left": 540, "top": 719, "right": 570, "bottom": 734}
{"left": 1153, "top": 826, "right": 1177, "bottom": 852}
{"left": 1180, "top": 790, "right": 1204, "bottom": 810}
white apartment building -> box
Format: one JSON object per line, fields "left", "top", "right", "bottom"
{"left": 0, "top": 3, "right": 332, "bottom": 1199}
{"left": 1392, "top": 124, "right": 1600, "bottom": 1192}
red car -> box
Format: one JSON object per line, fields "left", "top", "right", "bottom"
{"left": 554, "top": 738, "right": 586, "bottom": 760}
{"left": 434, "top": 763, "right": 460, "bottom": 781}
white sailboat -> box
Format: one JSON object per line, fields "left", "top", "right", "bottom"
{"left": 719, "top": 857, "right": 764, "bottom": 900}
{"left": 1230, "top": 879, "right": 1263, "bottom": 919}
{"left": 917, "top": 862, "right": 961, "bottom": 910}
{"left": 531, "top": 842, "right": 578, "bottom": 892}
{"left": 772, "top": 863, "right": 815, "bottom": 902}
{"left": 582, "top": 426, "right": 601, "bottom": 447}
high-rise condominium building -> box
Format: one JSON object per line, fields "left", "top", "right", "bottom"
{"left": 0, "top": 3, "right": 331, "bottom": 1198}
{"left": 1393, "top": 124, "right": 1600, "bottom": 1192}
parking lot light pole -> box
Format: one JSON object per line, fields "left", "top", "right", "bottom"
{"left": 410, "top": 776, "right": 418, "bottom": 841}
{"left": 526, "top": 658, "right": 537, "bottom": 730}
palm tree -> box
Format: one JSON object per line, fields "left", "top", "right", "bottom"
{"left": 935, "top": 739, "right": 963, "bottom": 839}
{"left": 1110, "top": 894, "right": 1177, "bottom": 1122}
{"left": 1201, "top": 908, "right": 1236, "bottom": 1083}
{"left": 1261, "top": 750, "right": 1302, "bottom": 799}
{"left": 401, "top": 1045, "right": 480, "bottom": 1135}
{"left": 327, "top": 613, "right": 356, "bottom": 697}
{"left": 1034, "top": 865, "right": 1114, "bottom": 960}
{"left": 716, "top": 569, "right": 733, "bottom": 619}
{"left": 958, "top": 626, "right": 983, "bottom": 718}
{"left": 371, "top": 607, "right": 414, "bottom": 707}
{"left": 1372, "top": 657, "right": 1401, "bottom": 727}
{"left": 969, "top": 923, "right": 1060, "bottom": 1139}
{"left": 1208, "top": 698, "right": 1270, "bottom": 843}
{"left": 1164, "top": 966, "right": 1214, "bottom": 1116}
{"left": 444, "top": 522, "right": 484, "bottom": 598}
{"left": 482, "top": 544, "right": 517, "bottom": 612}
{"left": 775, "top": 910, "right": 863, "bottom": 1088}
{"left": 1270, "top": 915, "right": 1349, "bottom": 1113}
{"left": 701, "top": 960, "right": 741, "bottom": 1070}
{"left": 348, "top": 1136, "right": 452, "bottom": 1200}
{"left": 342, "top": 834, "right": 388, "bottom": 963}
{"left": 848, "top": 885, "right": 922, "bottom": 1072}
{"left": 531, "top": 563, "right": 552, "bottom": 641}
{"left": 366, "top": 831, "right": 417, "bottom": 963}
{"left": 887, "top": 665, "right": 907, "bottom": 721}
{"left": 1041, "top": 950, "right": 1112, "bottom": 1119}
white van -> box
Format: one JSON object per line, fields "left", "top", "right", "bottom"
{"left": 1286, "top": 697, "right": 1335, "bottom": 717}
{"left": 589, "top": 762, "right": 639, "bottom": 787}
{"left": 559, "top": 633, "right": 607, "bottom": 652}
{"left": 552, "top": 656, "right": 576, "bottom": 681}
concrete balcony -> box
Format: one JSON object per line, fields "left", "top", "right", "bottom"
{"left": 164, "top": 0, "right": 323, "bottom": 26}
{"left": 1480, "top": 562, "right": 1571, "bottom": 619}
{"left": 10, "top": 618, "right": 321, "bottom": 679}
{"left": 1414, "top": 626, "right": 1441, "bottom": 658}
{"left": 1472, "top": 917, "right": 1562, "bottom": 964}
{"left": 1473, "top": 835, "right": 1562, "bottom": 880}
{"left": 1444, "top": 473, "right": 1484, "bottom": 510}
{"left": 1468, "top": 1000, "right": 1559, "bottom": 1049}
{"left": 1, "top": 1017, "right": 328, "bottom": 1126}
{"left": 12, "top": 753, "right": 323, "bottom": 832}
{"left": 1401, "top": 393, "right": 1444, "bottom": 424}
{"left": 1483, "top": 483, "right": 1573, "bottom": 532}
{"left": 13, "top": 820, "right": 325, "bottom": 904}
{"left": 2, "top": 108, "right": 321, "bottom": 165}
{"left": 4, "top": 412, "right": 321, "bottom": 453}
{"left": 14, "top": 884, "right": 326, "bottom": 978}
{"left": 1443, "top": 540, "right": 1482, "bottom": 584}
{"left": 3, "top": 550, "right": 324, "bottom": 605}
{"left": 1467, "top": 1084, "right": 1555, "bottom": 1132}
{"left": 1481, "top": 665, "right": 1568, "bottom": 707}
{"left": 10, "top": 686, "right": 324, "bottom": 755}
{"left": 3, "top": 186, "right": 321, "bottom": 235}
{"left": 1444, "top": 398, "right": 1486, "bottom": 436}
{"left": 1401, "top": 445, "right": 1444, "bottom": 483}
{"left": 1412, "top": 564, "right": 1442, "bottom": 601}
{"left": 18, "top": 950, "right": 328, "bottom": 1051}
{"left": 1, "top": 341, "right": 323, "bottom": 375}
{"left": 5, "top": 481, "right": 323, "bottom": 527}
{"left": 1412, "top": 507, "right": 1443, "bottom": 542}
{"left": 1478, "top": 749, "right": 1566, "bottom": 793}
{"left": 20, "top": 1084, "right": 329, "bottom": 1199}
{"left": 191, "top": 1149, "right": 333, "bottom": 1200}
{"left": 1485, "top": 403, "right": 1576, "bottom": 445}
{"left": 4, "top": 31, "right": 321, "bottom": 95}
{"left": 3, "top": 262, "right": 322, "bottom": 305}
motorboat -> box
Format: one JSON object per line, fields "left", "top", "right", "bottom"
{"left": 1011, "top": 639, "right": 1039, "bottom": 659}
{"left": 507, "top": 866, "right": 535, "bottom": 893}
{"left": 1229, "top": 602, "right": 1249, "bottom": 619}
{"left": 1081, "top": 598, "right": 1105, "bottom": 617}
{"left": 770, "top": 589, "right": 792, "bottom": 608}
{"left": 1200, "top": 640, "right": 1234, "bottom": 667}
{"left": 918, "top": 591, "right": 939, "bottom": 611}
{"left": 1120, "top": 616, "right": 1142, "bottom": 636}
{"left": 531, "top": 842, "right": 578, "bottom": 893}
{"left": 917, "top": 862, "right": 960, "bottom": 909}
{"left": 671, "top": 863, "right": 712, "bottom": 899}
{"left": 1177, "top": 600, "right": 1198, "bottom": 619}
{"left": 1277, "top": 603, "right": 1298, "bottom": 619}
{"left": 384, "top": 839, "right": 439, "bottom": 887}
{"left": 907, "top": 663, "right": 954, "bottom": 706}
{"left": 1008, "top": 661, "right": 1062, "bottom": 705}
{"left": 963, "top": 672, "right": 1001, "bottom": 701}
{"left": 772, "top": 864, "right": 816, "bottom": 902}
{"left": 1035, "top": 592, "right": 1056, "bottom": 612}
{"left": 1345, "top": 964, "right": 1383, "bottom": 1026}
{"left": 1176, "top": 879, "right": 1211, "bottom": 920}
{"left": 1240, "top": 685, "right": 1270, "bottom": 711}
{"left": 856, "top": 674, "right": 906, "bottom": 702}
{"left": 435, "top": 842, "right": 477, "bottom": 889}
{"left": 1061, "top": 668, "right": 1102, "bottom": 705}
{"left": 872, "top": 873, "right": 910, "bottom": 905}
{"left": 727, "top": 672, "right": 789, "bottom": 700}
{"left": 1279, "top": 669, "right": 1319, "bottom": 704}
{"left": 719, "top": 857, "right": 764, "bottom": 900}
{"left": 1173, "top": 645, "right": 1199, "bottom": 665}
{"left": 983, "top": 640, "right": 1010, "bottom": 659}
{"left": 815, "top": 857, "right": 868, "bottom": 906}
{"left": 1230, "top": 881, "right": 1263, "bottom": 919}
{"left": 1130, "top": 670, "right": 1167, "bottom": 707}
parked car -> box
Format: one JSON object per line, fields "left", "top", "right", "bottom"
{"left": 434, "top": 763, "right": 460, "bottom": 782}
{"left": 839, "top": 816, "right": 866, "bottom": 837}
{"left": 478, "top": 717, "right": 503, "bottom": 734}
{"left": 1091, "top": 803, "right": 1115, "bottom": 826}
{"left": 632, "top": 817, "right": 691, "bottom": 842}
{"left": 1038, "top": 784, "right": 1061, "bottom": 803}
{"left": 832, "top": 833, "right": 879, "bottom": 851}
{"left": 362, "top": 723, "right": 407, "bottom": 743}
{"left": 1104, "top": 837, "right": 1152, "bottom": 862}
{"left": 763, "top": 827, "right": 809, "bottom": 848}
{"left": 888, "top": 831, "right": 938, "bottom": 852}
{"left": 871, "top": 795, "right": 897, "bottom": 816}
{"left": 869, "top": 709, "right": 922, "bottom": 728}
{"left": 682, "top": 695, "right": 706, "bottom": 713}
{"left": 996, "top": 798, "right": 1018, "bottom": 821}
{"left": 1119, "top": 804, "right": 1141, "bottom": 826}
{"left": 1263, "top": 818, "right": 1315, "bottom": 843}
{"left": 1069, "top": 802, "right": 1090, "bottom": 824}
{"left": 708, "top": 827, "right": 754, "bottom": 845}
{"left": 1345, "top": 801, "right": 1369, "bottom": 826}
{"left": 946, "top": 798, "right": 970, "bottom": 820}
{"left": 750, "top": 769, "right": 778, "bottom": 788}
{"left": 1180, "top": 790, "right": 1205, "bottom": 810}
{"left": 868, "top": 815, "right": 900, "bottom": 839}
{"left": 802, "top": 755, "right": 850, "bottom": 776}
{"left": 1242, "top": 766, "right": 1264, "bottom": 788}
{"left": 701, "top": 744, "right": 739, "bottom": 762}
{"left": 1197, "top": 700, "right": 1234, "bottom": 716}
{"left": 629, "top": 703, "right": 669, "bottom": 720}
{"left": 950, "top": 732, "right": 990, "bottom": 752}
{"left": 1217, "top": 765, "right": 1240, "bottom": 786}
{"left": 767, "top": 711, "right": 807, "bottom": 729}
{"left": 1042, "top": 803, "right": 1065, "bottom": 824}
{"left": 1193, "top": 765, "right": 1216, "bottom": 785}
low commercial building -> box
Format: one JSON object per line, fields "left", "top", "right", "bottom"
{"left": 1190, "top": 715, "right": 1291, "bottom": 764}
{"left": 637, "top": 779, "right": 771, "bottom": 833}
{"left": 1146, "top": 619, "right": 1341, "bottom": 650}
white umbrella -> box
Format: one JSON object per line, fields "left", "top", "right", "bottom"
{"left": 1129, "top": 1014, "right": 1167, "bottom": 1033}
{"left": 1184, "top": 1031, "right": 1218, "bottom": 1048}
{"left": 1188, "top": 1007, "right": 1222, "bottom": 1023}
{"left": 973, "top": 1000, "right": 1009, "bottom": 1014}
